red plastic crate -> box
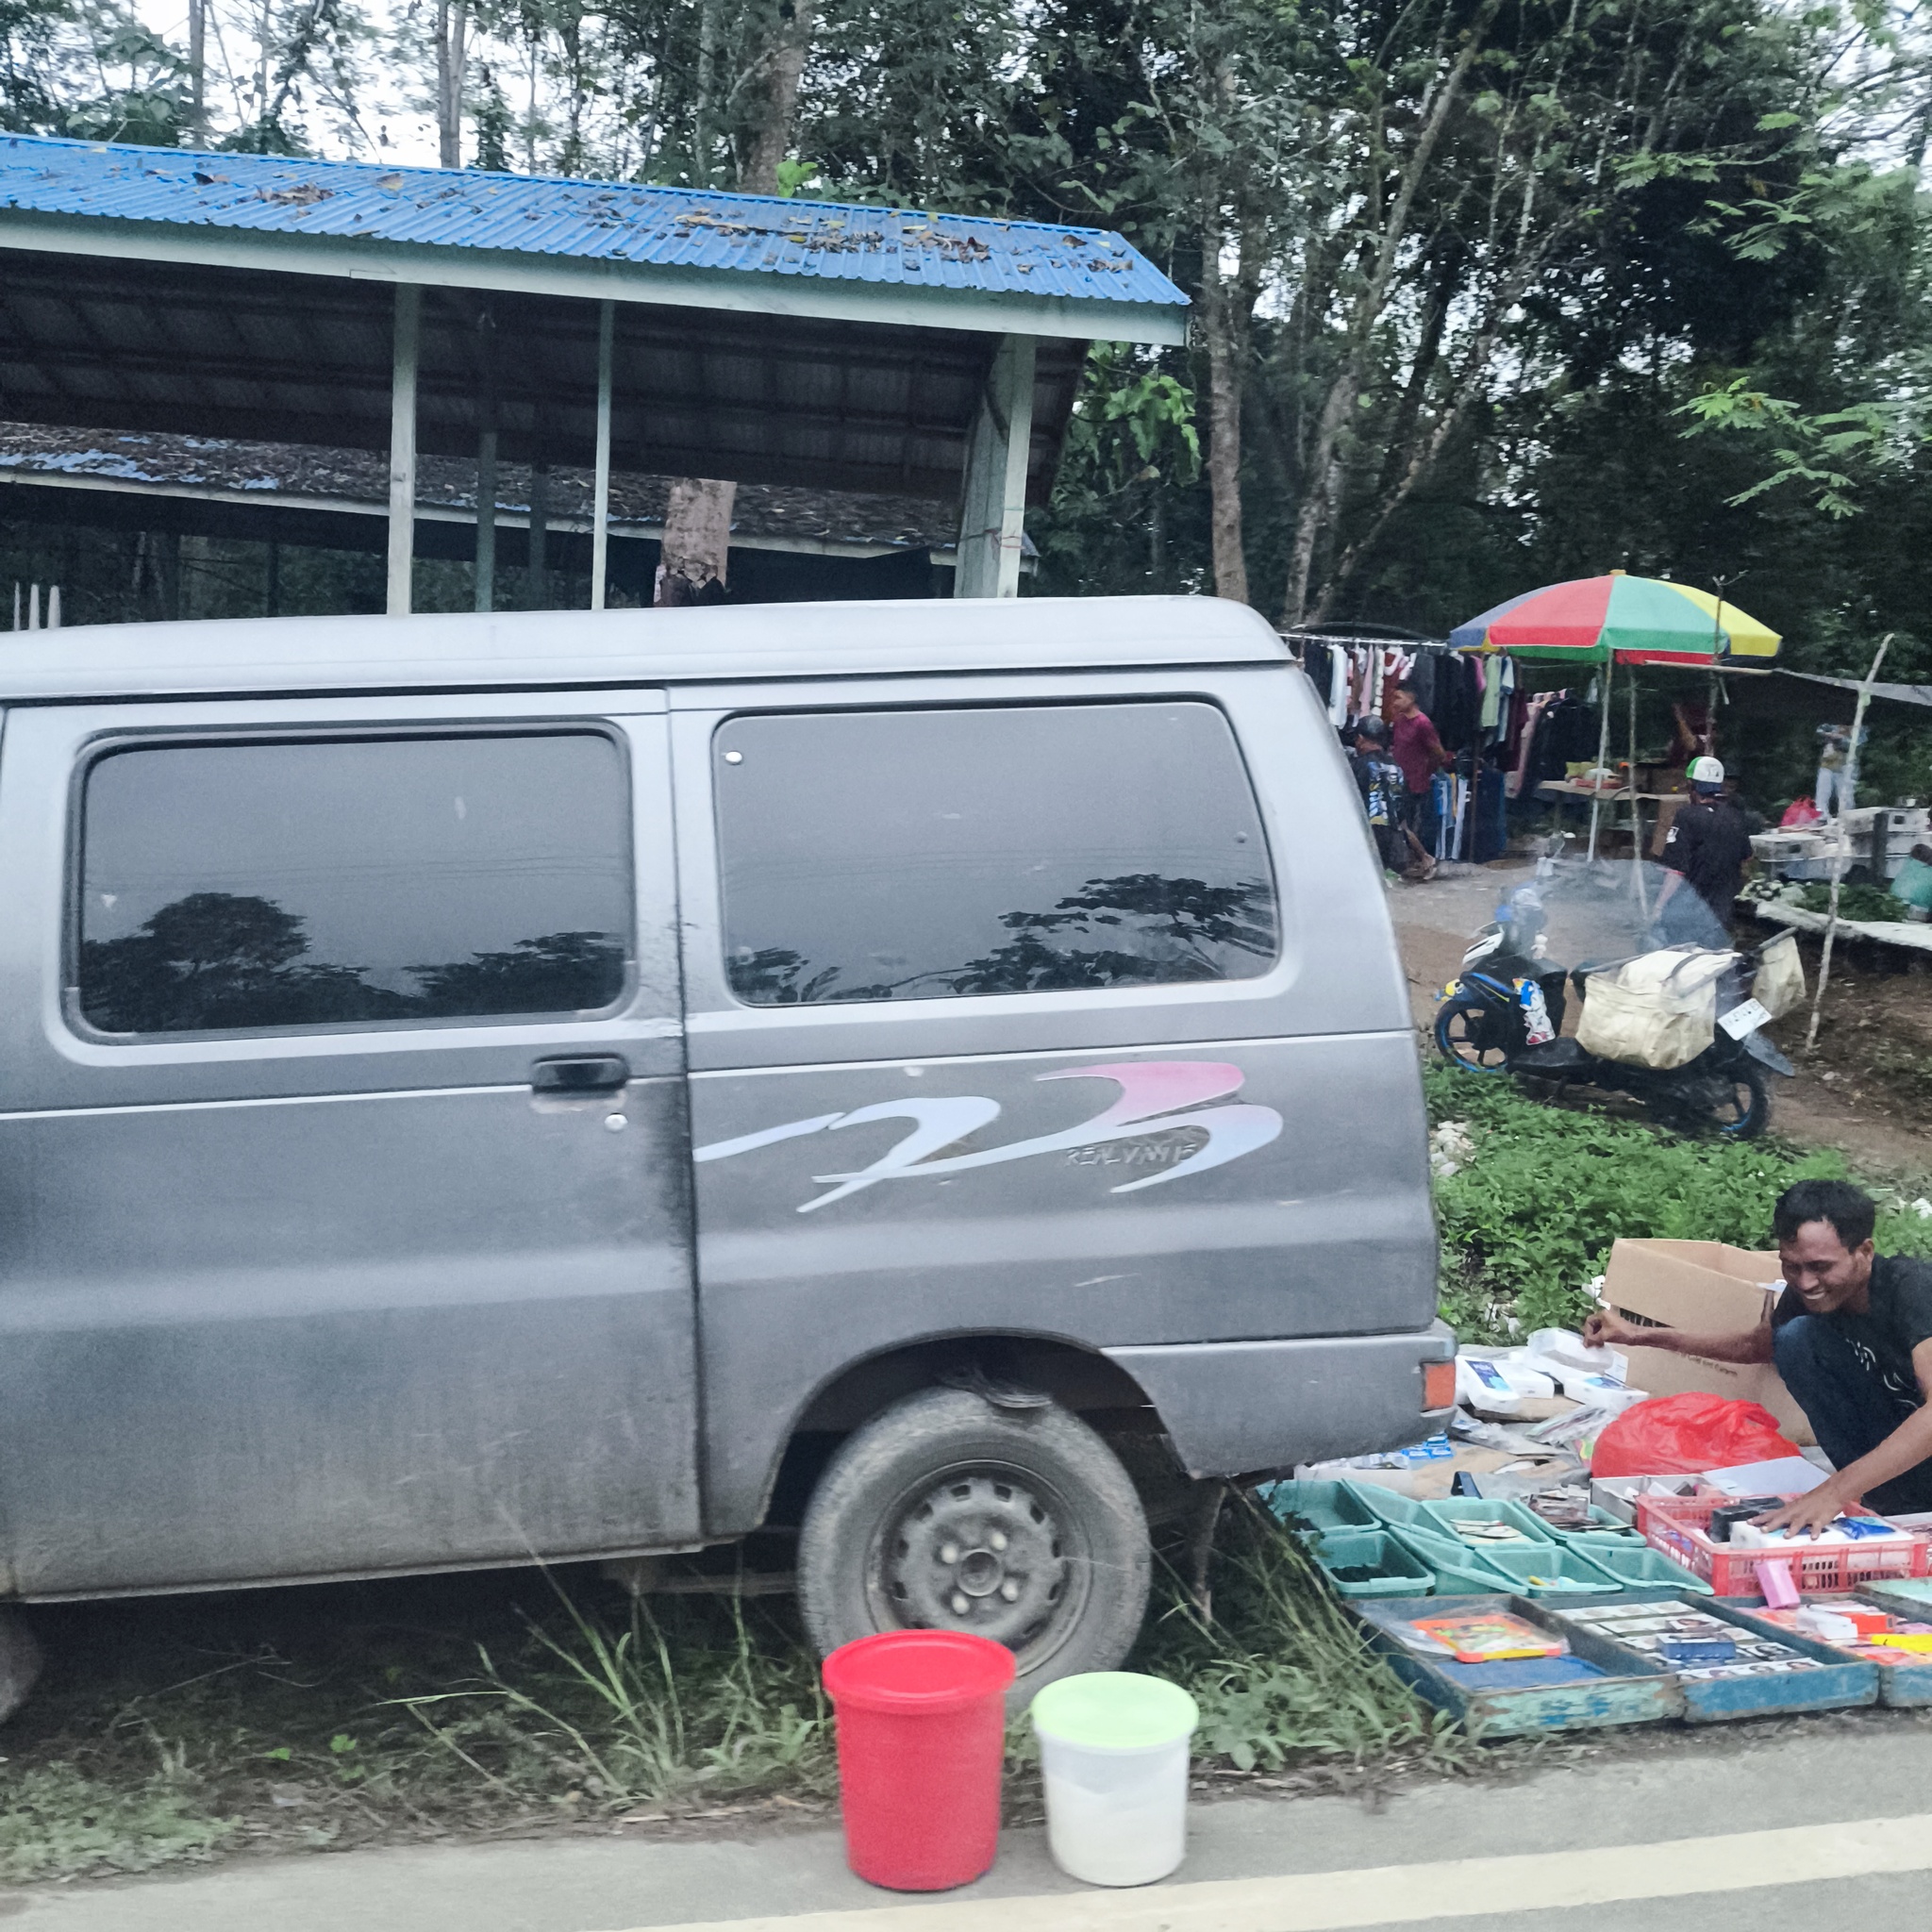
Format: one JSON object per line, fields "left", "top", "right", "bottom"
{"left": 1637, "top": 1492, "right": 1931, "bottom": 1595}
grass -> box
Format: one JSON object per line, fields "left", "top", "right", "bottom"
{"left": 0, "top": 1762, "right": 235, "bottom": 1884}
{"left": 1130, "top": 1499, "right": 1467, "bottom": 1778}
{"left": 0, "top": 1506, "right": 1465, "bottom": 1886}
{"left": 1425, "top": 1060, "right": 1932, "bottom": 1341}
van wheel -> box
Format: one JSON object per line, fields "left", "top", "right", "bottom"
{"left": 798, "top": 1387, "right": 1151, "bottom": 1706}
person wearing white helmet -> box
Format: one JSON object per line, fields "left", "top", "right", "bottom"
{"left": 1655, "top": 754, "right": 1753, "bottom": 946}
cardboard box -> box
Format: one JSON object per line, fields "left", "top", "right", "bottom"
{"left": 1603, "top": 1238, "right": 1814, "bottom": 1447}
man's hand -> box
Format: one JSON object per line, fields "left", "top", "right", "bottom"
{"left": 1753, "top": 1485, "right": 1852, "bottom": 1540}
{"left": 1581, "top": 1310, "right": 1644, "bottom": 1349}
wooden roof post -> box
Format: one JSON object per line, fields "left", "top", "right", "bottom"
{"left": 955, "top": 334, "right": 1035, "bottom": 597}
{"left": 387, "top": 284, "right": 421, "bottom": 616}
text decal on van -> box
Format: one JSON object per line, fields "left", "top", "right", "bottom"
{"left": 693, "top": 1061, "right": 1283, "bottom": 1214}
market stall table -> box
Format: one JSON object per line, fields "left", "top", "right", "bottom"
{"left": 1753, "top": 899, "right": 1932, "bottom": 958}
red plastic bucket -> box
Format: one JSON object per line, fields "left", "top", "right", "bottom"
{"left": 822, "top": 1630, "right": 1015, "bottom": 1890}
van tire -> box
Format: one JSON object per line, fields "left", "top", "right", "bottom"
{"left": 797, "top": 1387, "right": 1151, "bottom": 1705}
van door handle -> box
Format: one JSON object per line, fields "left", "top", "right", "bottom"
{"left": 531, "top": 1054, "right": 631, "bottom": 1094}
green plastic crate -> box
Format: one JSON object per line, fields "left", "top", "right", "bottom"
{"left": 1260, "top": 1479, "right": 1385, "bottom": 1540}
{"left": 1574, "top": 1541, "right": 1712, "bottom": 1593}
{"left": 1309, "top": 1528, "right": 1436, "bottom": 1599}
{"left": 1347, "top": 1484, "right": 1433, "bottom": 1530}
{"left": 1389, "top": 1525, "right": 1521, "bottom": 1595}
{"left": 1465, "top": 1541, "right": 1626, "bottom": 1597}
{"left": 1416, "top": 1497, "right": 1560, "bottom": 1545}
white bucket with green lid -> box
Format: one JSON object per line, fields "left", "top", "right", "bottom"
{"left": 1028, "top": 1671, "right": 1199, "bottom": 1887}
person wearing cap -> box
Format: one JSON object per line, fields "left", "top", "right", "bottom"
{"left": 1654, "top": 754, "right": 1752, "bottom": 947}
{"left": 1348, "top": 718, "right": 1405, "bottom": 874}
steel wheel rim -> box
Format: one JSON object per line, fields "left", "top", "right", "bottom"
{"left": 865, "top": 1457, "right": 1090, "bottom": 1670}
{"left": 1441, "top": 1003, "right": 1509, "bottom": 1072}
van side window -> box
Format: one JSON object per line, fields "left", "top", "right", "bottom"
{"left": 78, "top": 733, "right": 631, "bottom": 1034}
{"left": 716, "top": 703, "right": 1276, "bottom": 1005}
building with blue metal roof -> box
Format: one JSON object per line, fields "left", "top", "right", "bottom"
{"left": 0, "top": 135, "right": 1189, "bottom": 614}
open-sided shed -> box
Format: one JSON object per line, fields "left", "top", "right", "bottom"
{"left": 0, "top": 135, "right": 1189, "bottom": 611}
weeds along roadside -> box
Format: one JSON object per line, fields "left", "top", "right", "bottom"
{"left": 0, "top": 1506, "right": 1465, "bottom": 1883}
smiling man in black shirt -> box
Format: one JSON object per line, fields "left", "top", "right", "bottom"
{"left": 1585, "top": 1179, "right": 1932, "bottom": 1531}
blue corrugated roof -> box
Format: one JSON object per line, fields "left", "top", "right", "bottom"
{"left": 0, "top": 134, "right": 1188, "bottom": 314}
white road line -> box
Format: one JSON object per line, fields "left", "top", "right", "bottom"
{"left": 593, "top": 1811, "right": 1932, "bottom": 1932}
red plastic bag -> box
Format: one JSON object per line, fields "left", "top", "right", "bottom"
{"left": 1591, "top": 1392, "right": 1802, "bottom": 1477}
{"left": 1779, "top": 797, "right": 1824, "bottom": 829}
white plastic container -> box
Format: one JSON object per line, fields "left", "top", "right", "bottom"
{"left": 1029, "top": 1672, "right": 1199, "bottom": 1888}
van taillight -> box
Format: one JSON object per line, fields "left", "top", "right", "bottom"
{"left": 1424, "top": 1361, "right": 1457, "bottom": 1410}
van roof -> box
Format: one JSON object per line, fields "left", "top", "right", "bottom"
{"left": 0, "top": 597, "right": 1286, "bottom": 704}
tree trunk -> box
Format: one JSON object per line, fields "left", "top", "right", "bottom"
{"left": 658, "top": 0, "right": 822, "bottom": 604}
{"left": 436, "top": 0, "right": 468, "bottom": 169}
{"left": 655, "top": 478, "right": 736, "bottom": 605}
{"left": 188, "top": 0, "right": 207, "bottom": 143}
{"left": 1279, "top": 16, "right": 1492, "bottom": 625}
{"left": 1200, "top": 256, "right": 1248, "bottom": 606}
{"left": 738, "top": 0, "right": 820, "bottom": 194}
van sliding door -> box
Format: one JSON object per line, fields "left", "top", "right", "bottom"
{"left": 0, "top": 692, "right": 695, "bottom": 1595}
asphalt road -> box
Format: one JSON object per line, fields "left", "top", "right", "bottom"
{"left": 11, "top": 1718, "right": 1932, "bottom": 1932}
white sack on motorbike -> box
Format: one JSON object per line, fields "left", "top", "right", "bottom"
{"left": 1752, "top": 930, "right": 1807, "bottom": 1021}
{"left": 1574, "top": 945, "right": 1736, "bottom": 1071}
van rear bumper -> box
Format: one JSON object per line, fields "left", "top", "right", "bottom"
{"left": 1105, "top": 1323, "right": 1456, "bottom": 1480}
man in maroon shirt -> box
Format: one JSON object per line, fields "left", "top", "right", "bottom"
{"left": 1388, "top": 681, "right": 1448, "bottom": 879}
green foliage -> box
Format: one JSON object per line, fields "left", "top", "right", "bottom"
{"left": 398, "top": 1585, "right": 834, "bottom": 1807}
{"left": 472, "top": 61, "right": 515, "bottom": 171}
{"left": 1040, "top": 342, "right": 1203, "bottom": 593}
{"left": 1134, "top": 1502, "right": 1465, "bottom": 1772}
{"left": 1427, "top": 1065, "right": 1932, "bottom": 1341}
{"left": 1426, "top": 1065, "right": 1840, "bottom": 1338}
{"left": 1678, "top": 378, "right": 1913, "bottom": 519}
{"left": 0, "top": 1765, "right": 233, "bottom": 1884}
{"left": 1794, "top": 881, "right": 1910, "bottom": 922}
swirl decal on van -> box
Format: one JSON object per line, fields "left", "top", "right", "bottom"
{"left": 693, "top": 1060, "right": 1283, "bottom": 1214}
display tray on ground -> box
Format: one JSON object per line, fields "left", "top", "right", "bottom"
{"left": 1712, "top": 1594, "right": 1932, "bottom": 1707}
{"left": 1348, "top": 1593, "right": 1680, "bottom": 1738}
{"left": 1543, "top": 1596, "right": 1878, "bottom": 1724}
{"left": 1351, "top": 1590, "right": 1881, "bottom": 1736}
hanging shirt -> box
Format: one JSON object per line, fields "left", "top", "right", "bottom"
{"left": 1660, "top": 796, "right": 1753, "bottom": 914}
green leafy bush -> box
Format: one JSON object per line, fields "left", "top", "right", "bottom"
{"left": 1797, "top": 881, "right": 1909, "bottom": 922}
{"left": 1425, "top": 1065, "right": 1932, "bottom": 1339}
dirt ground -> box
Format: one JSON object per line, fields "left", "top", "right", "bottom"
{"left": 1388, "top": 858, "right": 1932, "bottom": 1178}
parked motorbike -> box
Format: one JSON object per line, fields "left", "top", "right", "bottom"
{"left": 1432, "top": 880, "right": 1794, "bottom": 1140}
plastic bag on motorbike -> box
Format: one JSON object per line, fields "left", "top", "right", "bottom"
{"left": 1752, "top": 930, "right": 1807, "bottom": 1021}
{"left": 1574, "top": 946, "right": 1734, "bottom": 1071}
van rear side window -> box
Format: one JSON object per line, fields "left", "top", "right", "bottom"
{"left": 715, "top": 702, "right": 1277, "bottom": 1005}
{"left": 77, "top": 733, "right": 631, "bottom": 1034}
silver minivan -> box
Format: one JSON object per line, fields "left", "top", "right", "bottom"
{"left": 0, "top": 593, "right": 1449, "bottom": 1695}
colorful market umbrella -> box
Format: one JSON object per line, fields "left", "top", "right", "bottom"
{"left": 1449, "top": 572, "right": 1781, "bottom": 665}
